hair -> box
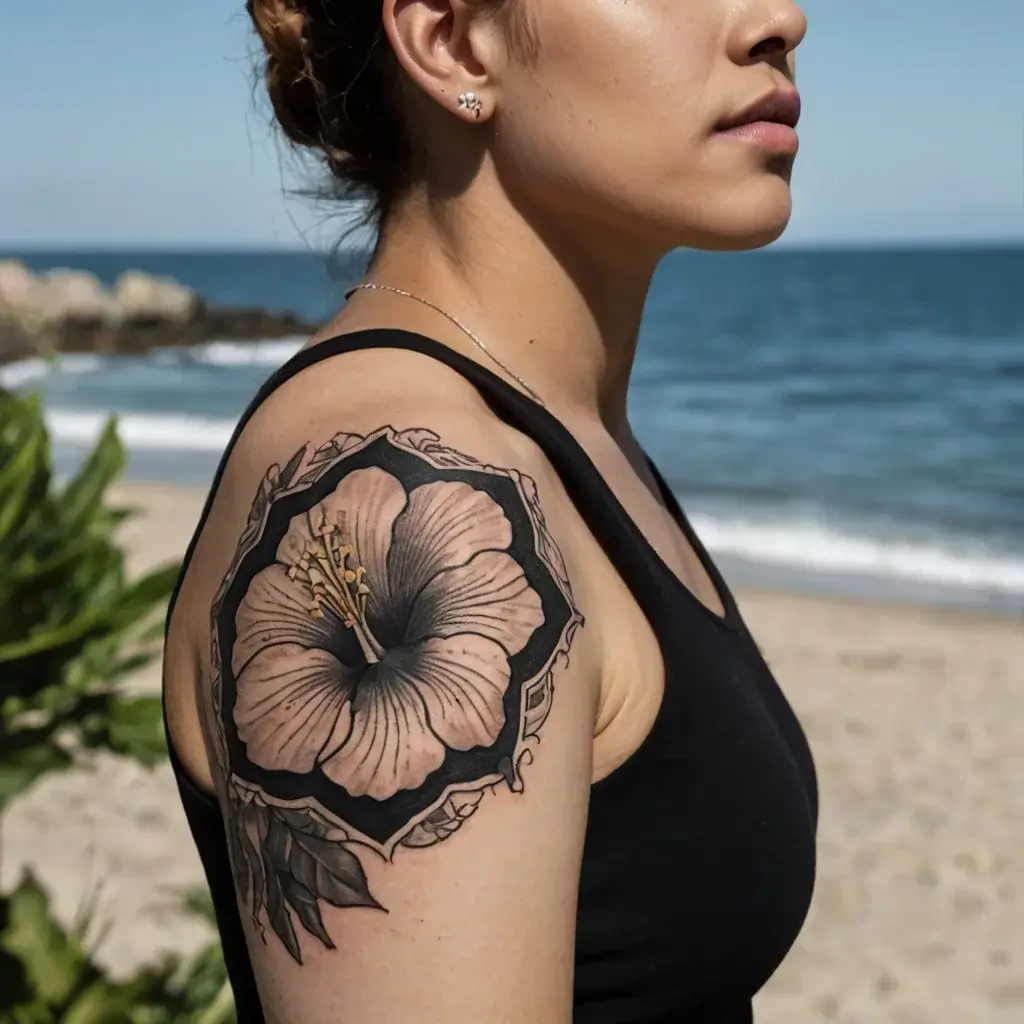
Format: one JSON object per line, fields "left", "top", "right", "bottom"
{"left": 247, "top": 0, "right": 535, "bottom": 239}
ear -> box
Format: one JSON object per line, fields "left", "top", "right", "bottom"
{"left": 384, "top": 0, "right": 506, "bottom": 123}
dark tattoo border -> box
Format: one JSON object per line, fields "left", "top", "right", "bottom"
{"left": 208, "top": 426, "right": 583, "bottom": 962}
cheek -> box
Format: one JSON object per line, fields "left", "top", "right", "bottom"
{"left": 543, "top": 0, "right": 714, "bottom": 125}
{"left": 496, "top": 4, "right": 714, "bottom": 199}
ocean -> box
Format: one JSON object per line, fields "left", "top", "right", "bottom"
{"left": 3, "top": 246, "right": 1022, "bottom": 614}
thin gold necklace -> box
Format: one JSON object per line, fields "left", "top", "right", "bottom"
{"left": 345, "top": 282, "right": 545, "bottom": 407}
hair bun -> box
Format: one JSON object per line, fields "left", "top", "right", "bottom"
{"left": 248, "top": 0, "right": 326, "bottom": 151}
{"left": 246, "top": 0, "right": 433, "bottom": 233}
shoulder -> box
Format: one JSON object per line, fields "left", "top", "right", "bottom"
{"left": 172, "top": 338, "right": 597, "bottom": 772}
{"left": 206, "top": 340, "right": 550, "bottom": 515}
{"left": 168, "top": 342, "right": 596, "bottom": 1019}
{"left": 213, "top": 340, "right": 572, "bottom": 600}
{"left": 209, "top": 341, "right": 587, "bottom": 700}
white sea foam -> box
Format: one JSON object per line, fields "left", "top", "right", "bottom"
{"left": 1, "top": 353, "right": 106, "bottom": 388}
{"left": 45, "top": 409, "right": 235, "bottom": 452}
{"left": 41, "top": 400, "right": 1024, "bottom": 596}
{"left": 58, "top": 354, "right": 105, "bottom": 373}
{"left": 2, "top": 339, "right": 303, "bottom": 390}
{"left": 690, "top": 512, "right": 1024, "bottom": 595}
{"left": 0, "top": 357, "right": 52, "bottom": 388}
{"left": 21, "top": 327, "right": 1024, "bottom": 602}
{"left": 191, "top": 338, "right": 306, "bottom": 367}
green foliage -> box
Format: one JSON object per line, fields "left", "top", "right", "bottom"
{"left": 0, "top": 386, "right": 234, "bottom": 1021}
{"left": 0, "top": 387, "right": 180, "bottom": 812}
{"left": 0, "top": 874, "right": 234, "bottom": 1024}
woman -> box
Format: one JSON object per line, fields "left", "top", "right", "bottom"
{"left": 164, "top": 1, "right": 817, "bottom": 1021}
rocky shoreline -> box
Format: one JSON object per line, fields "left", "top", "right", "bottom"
{"left": 0, "top": 260, "right": 320, "bottom": 365}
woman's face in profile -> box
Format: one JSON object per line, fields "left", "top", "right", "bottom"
{"left": 491, "top": 0, "right": 808, "bottom": 252}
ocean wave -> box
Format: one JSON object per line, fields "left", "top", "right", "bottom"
{"left": 1, "top": 339, "right": 304, "bottom": 390}
{"left": 0, "top": 357, "right": 51, "bottom": 388}
{"left": 45, "top": 409, "right": 235, "bottom": 451}
{"left": 34, "top": 399, "right": 1024, "bottom": 598}
{"left": 690, "top": 512, "right": 1024, "bottom": 595}
{"left": 1, "top": 353, "right": 107, "bottom": 388}
{"left": 190, "top": 338, "right": 306, "bottom": 367}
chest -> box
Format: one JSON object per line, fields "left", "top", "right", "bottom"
{"left": 576, "top": 614, "right": 818, "bottom": 1018}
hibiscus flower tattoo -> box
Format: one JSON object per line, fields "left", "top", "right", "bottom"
{"left": 210, "top": 427, "right": 582, "bottom": 963}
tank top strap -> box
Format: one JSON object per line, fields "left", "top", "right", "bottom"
{"left": 168, "top": 328, "right": 682, "bottom": 626}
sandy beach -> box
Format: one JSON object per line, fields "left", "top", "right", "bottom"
{"left": 2, "top": 483, "right": 1021, "bottom": 1023}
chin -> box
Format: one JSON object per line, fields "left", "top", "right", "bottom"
{"left": 672, "top": 172, "right": 795, "bottom": 252}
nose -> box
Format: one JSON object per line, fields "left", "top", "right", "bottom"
{"left": 730, "top": 1, "right": 807, "bottom": 69}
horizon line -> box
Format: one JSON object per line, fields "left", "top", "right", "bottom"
{"left": 3, "top": 238, "right": 1023, "bottom": 256}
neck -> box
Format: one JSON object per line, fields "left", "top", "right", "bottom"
{"left": 365, "top": 182, "right": 663, "bottom": 427}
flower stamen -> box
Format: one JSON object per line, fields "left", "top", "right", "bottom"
{"left": 286, "top": 515, "right": 385, "bottom": 664}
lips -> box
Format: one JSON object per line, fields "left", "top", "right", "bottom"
{"left": 714, "top": 90, "right": 801, "bottom": 154}
{"left": 716, "top": 91, "right": 802, "bottom": 132}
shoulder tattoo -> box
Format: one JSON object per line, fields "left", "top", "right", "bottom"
{"left": 209, "top": 426, "right": 584, "bottom": 962}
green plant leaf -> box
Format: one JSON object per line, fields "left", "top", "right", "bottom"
{"left": 63, "top": 959, "right": 182, "bottom": 1024}
{"left": 193, "top": 982, "right": 237, "bottom": 1024}
{"left": 0, "top": 875, "right": 92, "bottom": 1007}
{"left": 0, "top": 608, "right": 111, "bottom": 663}
{"left": 8, "top": 534, "right": 112, "bottom": 588}
{"left": 0, "top": 894, "right": 34, "bottom": 1010}
{"left": 59, "top": 418, "right": 126, "bottom": 536}
{"left": 179, "top": 889, "right": 217, "bottom": 928}
{"left": 108, "top": 564, "right": 181, "bottom": 630}
{"left": 0, "top": 392, "right": 242, "bottom": 1020}
{"left": 0, "top": 744, "right": 72, "bottom": 813}
{"left": 0, "top": 391, "right": 181, "bottom": 803}
{"left": 101, "top": 697, "right": 168, "bottom": 767}
{"left": 173, "top": 945, "right": 232, "bottom": 1019}
{"left": 0, "top": 442, "right": 46, "bottom": 548}
{"left": 60, "top": 980, "right": 136, "bottom": 1024}
{"left": 6, "top": 1001, "right": 57, "bottom": 1024}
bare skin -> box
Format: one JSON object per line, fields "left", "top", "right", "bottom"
{"left": 164, "top": 0, "right": 807, "bottom": 1019}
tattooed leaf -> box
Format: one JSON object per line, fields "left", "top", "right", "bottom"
{"left": 239, "top": 472, "right": 276, "bottom": 551}
{"left": 275, "top": 807, "right": 328, "bottom": 838}
{"left": 264, "top": 812, "right": 292, "bottom": 864}
{"left": 227, "top": 815, "right": 251, "bottom": 902}
{"left": 278, "top": 445, "right": 307, "bottom": 490}
{"left": 394, "top": 428, "right": 440, "bottom": 451}
{"left": 241, "top": 824, "right": 265, "bottom": 925}
{"left": 306, "top": 434, "right": 362, "bottom": 474}
{"left": 281, "top": 876, "right": 335, "bottom": 950}
{"left": 264, "top": 864, "right": 302, "bottom": 962}
{"left": 290, "top": 831, "right": 381, "bottom": 910}
{"left": 251, "top": 471, "right": 275, "bottom": 523}
{"left": 263, "top": 812, "right": 301, "bottom": 957}
{"left": 296, "top": 468, "right": 324, "bottom": 487}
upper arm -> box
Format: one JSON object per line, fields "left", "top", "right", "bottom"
{"left": 202, "top": 394, "right": 590, "bottom": 1023}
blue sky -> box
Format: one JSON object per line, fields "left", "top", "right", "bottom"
{"left": 2, "top": 0, "right": 1022, "bottom": 248}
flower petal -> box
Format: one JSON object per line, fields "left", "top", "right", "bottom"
{"left": 234, "top": 643, "right": 356, "bottom": 774}
{"left": 398, "top": 635, "right": 511, "bottom": 752}
{"left": 387, "top": 481, "right": 513, "bottom": 609}
{"left": 404, "top": 550, "right": 544, "bottom": 655}
{"left": 277, "top": 466, "right": 408, "bottom": 625}
{"left": 233, "top": 564, "right": 341, "bottom": 677}
{"left": 318, "top": 663, "right": 444, "bottom": 801}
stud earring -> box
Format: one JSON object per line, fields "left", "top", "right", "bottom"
{"left": 457, "top": 91, "right": 484, "bottom": 118}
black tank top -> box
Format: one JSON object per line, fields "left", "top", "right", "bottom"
{"left": 165, "top": 328, "right": 817, "bottom": 1024}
